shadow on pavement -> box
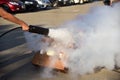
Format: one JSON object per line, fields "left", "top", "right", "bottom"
{"left": 0, "top": 60, "right": 44, "bottom": 80}
{"left": 0, "top": 53, "right": 34, "bottom": 69}
{"left": 0, "top": 24, "right": 15, "bottom": 33}
{"left": 0, "top": 24, "right": 26, "bottom": 51}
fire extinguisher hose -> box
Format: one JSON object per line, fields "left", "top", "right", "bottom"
{"left": 0, "top": 27, "right": 21, "bottom": 38}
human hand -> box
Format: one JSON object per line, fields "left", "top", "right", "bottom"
{"left": 21, "top": 23, "right": 29, "bottom": 31}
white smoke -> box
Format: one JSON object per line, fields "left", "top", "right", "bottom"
{"left": 24, "top": 2, "right": 120, "bottom": 75}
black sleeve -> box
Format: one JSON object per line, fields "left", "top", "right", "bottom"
{"left": 0, "top": 4, "right": 2, "bottom": 7}
{"left": 103, "top": 0, "right": 111, "bottom": 6}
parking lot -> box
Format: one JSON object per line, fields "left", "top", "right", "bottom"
{"left": 0, "top": 1, "right": 120, "bottom": 80}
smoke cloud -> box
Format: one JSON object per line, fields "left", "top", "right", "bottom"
{"left": 24, "top": 2, "right": 120, "bottom": 75}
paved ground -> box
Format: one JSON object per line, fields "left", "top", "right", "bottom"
{"left": 0, "top": 1, "right": 120, "bottom": 80}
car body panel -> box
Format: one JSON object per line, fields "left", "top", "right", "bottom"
{"left": 0, "top": 0, "right": 25, "bottom": 12}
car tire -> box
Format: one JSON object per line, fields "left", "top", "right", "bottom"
{"left": 52, "top": 0, "right": 59, "bottom": 7}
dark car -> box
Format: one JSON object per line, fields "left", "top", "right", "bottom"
{"left": 35, "top": 0, "right": 52, "bottom": 9}
{"left": 20, "top": 0, "right": 39, "bottom": 11}
{"left": 56, "top": 0, "right": 93, "bottom": 6}
{"left": 0, "top": 0, "right": 25, "bottom": 12}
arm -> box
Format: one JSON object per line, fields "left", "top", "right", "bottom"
{"left": 0, "top": 7, "right": 29, "bottom": 31}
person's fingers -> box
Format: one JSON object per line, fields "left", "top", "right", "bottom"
{"left": 21, "top": 25, "right": 29, "bottom": 31}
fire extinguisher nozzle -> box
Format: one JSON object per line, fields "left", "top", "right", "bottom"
{"left": 29, "top": 25, "right": 49, "bottom": 36}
